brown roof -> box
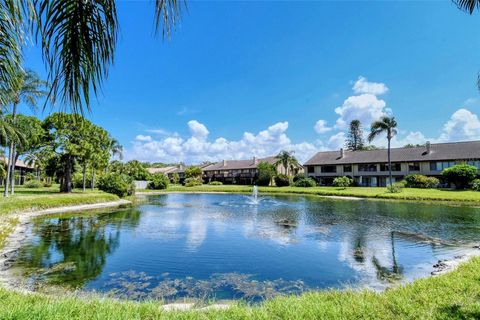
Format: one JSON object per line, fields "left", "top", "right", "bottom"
{"left": 146, "top": 166, "right": 177, "bottom": 174}
{"left": 0, "top": 156, "right": 34, "bottom": 169}
{"left": 304, "top": 140, "right": 480, "bottom": 166}
{"left": 203, "top": 157, "right": 277, "bottom": 171}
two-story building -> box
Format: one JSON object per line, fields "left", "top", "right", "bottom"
{"left": 0, "top": 156, "right": 35, "bottom": 186}
{"left": 304, "top": 141, "right": 480, "bottom": 187}
{"left": 203, "top": 156, "right": 303, "bottom": 185}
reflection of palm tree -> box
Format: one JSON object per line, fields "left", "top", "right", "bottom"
{"left": 371, "top": 231, "right": 403, "bottom": 282}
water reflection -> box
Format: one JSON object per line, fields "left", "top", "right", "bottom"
{"left": 13, "top": 194, "right": 480, "bottom": 301}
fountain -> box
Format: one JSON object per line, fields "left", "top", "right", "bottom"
{"left": 252, "top": 185, "right": 258, "bottom": 201}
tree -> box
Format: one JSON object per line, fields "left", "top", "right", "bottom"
{"left": 185, "top": 166, "right": 202, "bottom": 180}
{"left": 43, "top": 113, "right": 100, "bottom": 193}
{"left": 368, "top": 116, "right": 398, "bottom": 187}
{"left": 256, "top": 162, "right": 276, "bottom": 186}
{"left": 274, "top": 150, "right": 299, "bottom": 176}
{"left": 1, "top": 0, "right": 185, "bottom": 114}
{"left": 345, "top": 120, "right": 365, "bottom": 151}
{"left": 2, "top": 69, "right": 47, "bottom": 197}
{"left": 124, "top": 160, "right": 150, "bottom": 180}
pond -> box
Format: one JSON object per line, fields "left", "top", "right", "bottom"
{"left": 12, "top": 193, "right": 480, "bottom": 302}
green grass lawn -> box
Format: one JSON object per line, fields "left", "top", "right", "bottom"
{"left": 0, "top": 256, "right": 479, "bottom": 319}
{"left": 140, "top": 185, "right": 480, "bottom": 205}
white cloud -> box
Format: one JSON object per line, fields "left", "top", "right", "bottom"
{"left": 314, "top": 120, "right": 332, "bottom": 134}
{"left": 438, "top": 108, "right": 480, "bottom": 142}
{"left": 353, "top": 76, "right": 389, "bottom": 95}
{"left": 125, "top": 120, "right": 318, "bottom": 164}
{"left": 135, "top": 135, "right": 153, "bottom": 142}
{"left": 334, "top": 94, "right": 389, "bottom": 129}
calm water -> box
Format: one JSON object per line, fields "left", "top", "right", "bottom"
{"left": 13, "top": 193, "right": 480, "bottom": 301}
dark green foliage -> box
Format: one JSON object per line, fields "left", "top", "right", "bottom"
{"left": 124, "top": 160, "right": 150, "bottom": 180}
{"left": 404, "top": 174, "right": 439, "bottom": 189}
{"left": 256, "top": 162, "right": 276, "bottom": 186}
{"left": 274, "top": 174, "right": 290, "bottom": 187}
{"left": 23, "top": 180, "right": 43, "bottom": 188}
{"left": 332, "top": 176, "right": 352, "bottom": 188}
{"left": 184, "top": 177, "right": 202, "bottom": 187}
{"left": 73, "top": 172, "right": 92, "bottom": 189}
{"left": 147, "top": 173, "right": 169, "bottom": 190}
{"left": 209, "top": 181, "right": 222, "bottom": 185}
{"left": 185, "top": 166, "right": 202, "bottom": 179}
{"left": 97, "top": 173, "right": 135, "bottom": 197}
{"left": 293, "top": 173, "right": 305, "bottom": 182}
{"left": 442, "top": 164, "right": 478, "bottom": 189}
{"left": 294, "top": 178, "right": 317, "bottom": 187}
{"left": 171, "top": 172, "right": 180, "bottom": 184}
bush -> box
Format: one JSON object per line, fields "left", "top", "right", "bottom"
{"left": 171, "top": 172, "right": 180, "bottom": 184}
{"left": 43, "top": 180, "right": 52, "bottom": 187}
{"left": 147, "top": 173, "right": 169, "bottom": 190}
{"left": 184, "top": 177, "right": 202, "bottom": 187}
{"left": 471, "top": 179, "right": 480, "bottom": 191}
{"left": 98, "top": 173, "right": 135, "bottom": 197}
{"left": 209, "top": 181, "right": 223, "bottom": 185}
{"left": 72, "top": 172, "right": 92, "bottom": 188}
{"left": 404, "top": 174, "right": 439, "bottom": 189}
{"left": 442, "top": 164, "right": 478, "bottom": 189}
{"left": 274, "top": 174, "right": 290, "bottom": 187}
{"left": 23, "top": 179, "right": 43, "bottom": 188}
{"left": 185, "top": 166, "right": 202, "bottom": 179}
{"left": 256, "top": 162, "right": 276, "bottom": 186}
{"left": 332, "top": 176, "right": 352, "bottom": 188}
{"left": 25, "top": 173, "right": 36, "bottom": 181}
{"left": 294, "top": 178, "right": 316, "bottom": 187}
{"left": 386, "top": 182, "right": 404, "bottom": 193}
{"left": 293, "top": 173, "right": 305, "bottom": 183}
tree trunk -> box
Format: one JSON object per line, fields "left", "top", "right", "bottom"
{"left": 4, "top": 103, "right": 18, "bottom": 197}
{"left": 60, "top": 156, "right": 73, "bottom": 193}
{"left": 82, "top": 163, "right": 87, "bottom": 192}
{"left": 388, "top": 136, "right": 392, "bottom": 187}
{"left": 4, "top": 146, "right": 12, "bottom": 197}
{"left": 10, "top": 152, "right": 19, "bottom": 195}
{"left": 91, "top": 169, "right": 95, "bottom": 190}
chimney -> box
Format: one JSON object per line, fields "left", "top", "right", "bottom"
{"left": 253, "top": 156, "right": 258, "bottom": 165}
{"left": 223, "top": 159, "right": 227, "bottom": 167}
{"left": 340, "top": 148, "right": 344, "bottom": 159}
{"left": 426, "top": 141, "right": 431, "bottom": 154}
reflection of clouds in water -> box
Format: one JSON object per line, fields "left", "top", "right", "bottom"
{"left": 244, "top": 219, "right": 299, "bottom": 246}
{"left": 133, "top": 209, "right": 184, "bottom": 241}
{"left": 185, "top": 212, "right": 207, "bottom": 252}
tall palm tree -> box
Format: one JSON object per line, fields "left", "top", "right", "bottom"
{"left": 368, "top": 116, "right": 397, "bottom": 187}
{"left": 274, "top": 150, "right": 299, "bottom": 176}
{"left": 3, "top": 69, "right": 47, "bottom": 197}
{"left": 1, "top": 0, "right": 185, "bottom": 114}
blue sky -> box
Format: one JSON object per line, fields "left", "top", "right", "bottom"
{"left": 23, "top": 1, "right": 480, "bottom": 163}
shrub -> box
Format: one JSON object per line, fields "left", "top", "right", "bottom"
{"left": 293, "top": 173, "right": 305, "bottom": 183}
{"left": 256, "top": 162, "right": 276, "bottom": 186}
{"left": 404, "top": 174, "right": 439, "bottom": 189}
{"left": 209, "top": 181, "right": 223, "bottom": 185}
{"left": 171, "top": 172, "right": 180, "bottom": 184}
{"left": 386, "top": 182, "right": 404, "bottom": 193}
{"left": 147, "top": 173, "right": 169, "bottom": 190}
{"left": 184, "top": 177, "right": 202, "bottom": 187}
{"left": 471, "top": 179, "right": 480, "bottom": 191}
{"left": 72, "top": 172, "right": 92, "bottom": 188}
{"left": 25, "top": 173, "right": 36, "bottom": 181}
{"left": 43, "top": 180, "right": 52, "bottom": 187}
{"left": 294, "top": 178, "right": 316, "bottom": 187}
{"left": 442, "top": 164, "right": 478, "bottom": 189}
{"left": 332, "top": 176, "right": 352, "bottom": 188}
{"left": 23, "top": 179, "right": 43, "bottom": 188}
{"left": 274, "top": 174, "right": 290, "bottom": 187}
{"left": 97, "top": 173, "right": 135, "bottom": 197}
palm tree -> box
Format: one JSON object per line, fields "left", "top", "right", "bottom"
{"left": 3, "top": 69, "right": 47, "bottom": 197}
{"left": 368, "top": 116, "right": 397, "bottom": 187}
{"left": 1, "top": 0, "right": 185, "bottom": 114}
{"left": 274, "top": 150, "right": 299, "bottom": 176}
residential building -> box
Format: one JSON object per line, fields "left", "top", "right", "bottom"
{"left": 0, "top": 156, "right": 35, "bottom": 186}
{"left": 304, "top": 141, "right": 480, "bottom": 187}
{"left": 203, "top": 156, "right": 303, "bottom": 185}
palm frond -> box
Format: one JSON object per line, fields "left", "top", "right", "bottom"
{"left": 454, "top": 0, "right": 480, "bottom": 14}
{"left": 32, "top": 0, "right": 118, "bottom": 114}
{"left": 154, "top": 0, "right": 186, "bottom": 38}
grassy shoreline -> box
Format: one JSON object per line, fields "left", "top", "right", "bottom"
{"left": 139, "top": 185, "right": 480, "bottom": 205}
{"left": 0, "top": 256, "right": 479, "bottom": 319}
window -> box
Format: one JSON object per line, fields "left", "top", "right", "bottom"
{"left": 380, "top": 163, "right": 401, "bottom": 172}
{"left": 321, "top": 165, "right": 337, "bottom": 173}
{"left": 307, "top": 166, "right": 315, "bottom": 173}
{"left": 430, "top": 161, "right": 455, "bottom": 171}
{"left": 467, "top": 160, "right": 480, "bottom": 169}
{"left": 343, "top": 165, "right": 352, "bottom": 172}
{"left": 358, "top": 164, "right": 377, "bottom": 172}
{"left": 408, "top": 162, "right": 420, "bottom": 171}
